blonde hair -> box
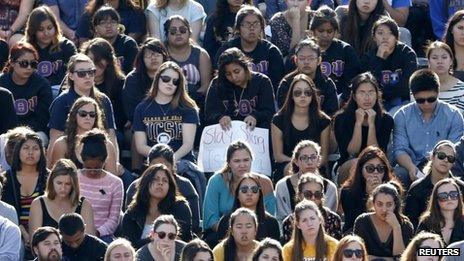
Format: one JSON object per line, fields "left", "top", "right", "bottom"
{"left": 104, "top": 238, "right": 136, "bottom": 261}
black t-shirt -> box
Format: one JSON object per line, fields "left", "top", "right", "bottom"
{"left": 272, "top": 113, "right": 331, "bottom": 157}
{"left": 96, "top": 78, "right": 126, "bottom": 131}
{"left": 113, "top": 34, "right": 138, "bottom": 74}
{"left": 334, "top": 111, "right": 394, "bottom": 164}
{"left": 0, "top": 87, "right": 18, "bottom": 134}
{"left": 62, "top": 234, "right": 107, "bottom": 261}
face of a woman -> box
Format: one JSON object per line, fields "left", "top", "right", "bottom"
{"left": 300, "top": 182, "right": 323, "bottom": 206}
{"left": 69, "top": 61, "right": 95, "bottom": 92}
{"left": 257, "top": 247, "right": 280, "bottom": 261}
{"left": 285, "top": 0, "right": 309, "bottom": 12}
{"left": 144, "top": 49, "right": 164, "bottom": 73}
{"left": 416, "top": 239, "right": 441, "bottom": 261}
{"left": 232, "top": 214, "right": 257, "bottom": 247}
{"left": 373, "top": 193, "right": 395, "bottom": 221}
{"left": 354, "top": 82, "right": 377, "bottom": 110}
{"left": 296, "top": 209, "right": 321, "bottom": 237}
{"left": 87, "top": 52, "right": 107, "bottom": 79}
{"left": 109, "top": 245, "right": 133, "bottom": 261}
{"left": 224, "top": 63, "right": 247, "bottom": 88}
{"left": 356, "top": 0, "right": 377, "bottom": 17}
{"left": 452, "top": 20, "right": 464, "bottom": 47}
{"left": 341, "top": 242, "right": 364, "bottom": 261}
{"left": 312, "top": 22, "right": 336, "bottom": 49}
{"left": 76, "top": 103, "right": 97, "bottom": 131}
{"left": 228, "top": 149, "right": 252, "bottom": 178}
{"left": 361, "top": 158, "right": 386, "bottom": 185}
{"left": 149, "top": 171, "right": 170, "bottom": 200}
{"left": 296, "top": 46, "right": 320, "bottom": 75}
{"left": 292, "top": 80, "right": 312, "bottom": 108}
{"left": 193, "top": 251, "right": 213, "bottom": 261}
{"left": 295, "top": 147, "right": 320, "bottom": 173}
{"left": 167, "top": 19, "right": 190, "bottom": 47}
{"left": 437, "top": 183, "right": 460, "bottom": 212}
{"left": 431, "top": 146, "right": 455, "bottom": 175}
{"left": 20, "top": 139, "right": 41, "bottom": 167}
{"left": 157, "top": 68, "right": 179, "bottom": 98}
{"left": 227, "top": 0, "right": 245, "bottom": 9}
{"left": 35, "top": 19, "right": 56, "bottom": 47}
{"left": 428, "top": 48, "right": 453, "bottom": 76}
{"left": 374, "top": 24, "right": 397, "bottom": 52}
{"left": 239, "top": 14, "right": 261, "bottom": 43}
{"left": 53, "top": 175, "right": 72, "bottom": 199}
{"left": 153, "top": 223, "right": 176, "bottom": 251}
{"left": 12, "top": 52, "right": 37, "bottom": 79}
{"left": 237, "top": 178, "right": 260, "bottom": 209}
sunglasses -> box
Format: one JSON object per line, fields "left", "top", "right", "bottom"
{"left": 342, "top": 249, "right": 364, "bottom": 258}
{"left": 437, "top": 190, "right": 460, "bottom": 202}
{"left": 302, "top": 190, "right": 323, "bottom": 200}
{"left": 364, "top": 164, "right": 387, "bottom": 174}
{"left": 156, "top": 231, "right": 176, "bottom": 240}
{"left": 169, "top": 26, "right": 188, "bottom": 35}
{"left": 416, "top": 96, "right": 437, "bottom": 104}
{"left": 298, "top": 155, "right": 318, "bottom": 162}
{"left": 160, "top": 75, "right": 180, "bottom": 86}
{"left": 15, "top": 60, "right": 38, "bottom": 69}
{"left": 239, "top": 185, "right": 260, "bottom": 194}
{"left": 293, "top": 89, "right": 312, "bottom": 97}
{"left": 77, "top": 110, "right": 96, "bottom": 118}
{"left": 73, "top": 69, "right": 96, "bottom": 78}
{"left": 435, "top": 151, "right": 456, "bottom": 163}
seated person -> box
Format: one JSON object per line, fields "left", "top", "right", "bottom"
{"left": 31, "top": 227, "right": 64, "bottom": 261}
{"left": 393, "top": 69, "right": 464, "bottom": 188}
{"left": 402, "top": 232, "right": 445, "bottom": 261}
{"left": 58, "top": 213, "right": 108, "bottom": 260}
{"left": 104, "top": 238, "right": 136, "bottom": 261}
{"left": 354, "top": 184, "right": 413, "bottom": 260}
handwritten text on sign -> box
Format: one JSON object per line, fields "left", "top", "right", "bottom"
{"left": 198, "top": 121, "right": 272, "bottom": 176}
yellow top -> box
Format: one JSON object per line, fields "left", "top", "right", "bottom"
{"left": 282, "top": 235, "right": 339, "bottom": 261}
{"left": 213, "top": 240, "right": 260, "bottom": 261}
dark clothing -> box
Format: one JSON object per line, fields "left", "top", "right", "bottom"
{"left": 0, "top": 87, "right": 18, "bottom": 134}
{"left": 62, "top": 234, "right": 107, "bottom": 261}
{"left": 405, "top": 174, "right": 464, "bottom": 228}
{"left": 340, "top": 187, "right": 368, "bottom": 233}
{"left": 135, "top": 240, "right": 186, "bottom": 261}
{"left": 354, "top": 213, "right": 414, "bottom": 258}
{"left": 96, "top": 78, "right": 126, "bottom": 131}
{"left": 38, "top": 197, "right": 83, "bottom": 228}
{"left": 321, "top": 39, "right": 362, "bottom": 100}
{"left": 112, "top": 34, "right": 138, "bottom": 74}
{"left": 334, "top": 111, "right": 394, "bottom": 165}
{"left": 451, "top": 136, "right": 464, "bottom": 179}
{"left": 203, "top": 11, "right": 236, "bottom": 59}
{"left": 0, "top": 72, "right": 52, "bottom": 133}
{"left": 276, "top": 70, "right": 339, "bottom": 116}
{"left": 121, "top": 70, "right": 152, "bottom": 123}
{"left": 272, "top": 113, "right": 331, "bottom": 158}
{"left": 125, "top": 174, "right": 200, "bottom": 235}
{"left": 205, "top": 72, "right": 276, "bottom": 128}
{"left": 417, "top": 217, "right": 464, "bottom": 246}
{"left": 214, "top": 38, "right": 285, "bottom": 91}
{"left": 122, "top": 200, "right": 194, "bottom": 248}
{"left": 0, "top": 39, "right": 8, "bottom": 71}
{"left": 35, "top": 39, "right": 77, "bottom": 87}
{"left": 361, "top": 42, "right": 418, "bottom": 109}
{"left": 170, "top": 46, "right": 204, "bottom": 102}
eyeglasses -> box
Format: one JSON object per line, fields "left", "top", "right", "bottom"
{"left": 155, "top": 231, "right": 176, "bottom": 240}
{"left": 297, "top": 56, "right": 318, "bottom": 62}
{"left": 435, "top": 151, "right": 456, "bottom": 163}
{"left": 293, "top": 89, "right": 312, "bottom": 97}
{"left": 302, "top": 190, "right": 323, "bottom": 200}
{"left": 298, "top": 155, "right": 318, "bottom": 162}
{"left": 415, "top": 96, "right": 437, "bottom": 104}
{"left": 437, "top": 190, "right": 460, "bottom": 202}
{"left": 342, "top": 249, "right": 364, "bottom": 258}
{"left": 241, "top": 21, "right": 261, "bottom": 29}
{"left": 169, "top": 26, "right": 188, "bottom": 35}
{"left": 160, "top": 75, "right": 180, "bottom": 86}
{"left": 77, "top": 110, "right": 96, "bottom": 118}
{"left": 239, "top": 185, "right": 260, "bottom": 194}
{"left": 73, "top": 69, "right": 96, "bottom": 78}
{"left": 144, "top": 50, "right": 163, "bottom": 59}
{"left": 364, "top": 164, "right": 387, "bottom": 174}
{"left": 15, "top": 60, "right": 38, "bottom": 69}
{"left": 97, "top": 20, "right": 118, "bottom": 27}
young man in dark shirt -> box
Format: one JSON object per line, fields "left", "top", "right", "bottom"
{"left": 58, "top": 213, "right": 107, "bottom": 261}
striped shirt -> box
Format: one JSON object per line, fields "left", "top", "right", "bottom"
{"left": 78, "top": 171, "right": 123, "bottom": 237}
{"left": 439, "top": 80, "right": 464, "bottom": 113}
{"left": 19, "top": 189, "right": 41, "bottom": 231}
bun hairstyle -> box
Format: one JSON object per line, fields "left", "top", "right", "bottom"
{"left": 80, "top": 128, "right": 108, "bottom": 162}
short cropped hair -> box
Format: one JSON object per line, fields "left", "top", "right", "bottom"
{"left": 409, "top": 69, "right": 440, "bottom": 94}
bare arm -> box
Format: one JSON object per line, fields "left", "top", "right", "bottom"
{"left": 107, "top": 129, "right": 119, "bottom": 161}
{"left": 28, "top": 198, "right": 43, "bottom": 240}
{"left": 47, "top": 129, "right": 64, "bottom": 163}
{"left": 174, "top": 123, "right": 196, "bottom": 160}
{"left": 146, "top": 11, "right": 161, "bottom": 39}
{"left": 346, "top": 122, "right": 363, "bottom": 155}
{"left": 190, "top": 19, "right": 203, "bottom": 43}
{"left": 9, "top": 0, "right": 34, "bottom": 33}
{"left": 383, "top": 0, "right": 409, "bottom": 26}
{"left": 81, "top": 200, "right": 96, "bottom": 235}
{"left": 134, "top": 131, "right": 151, "bottom": 157}
{"left": 198, "top": 49, "right": 212, "bottom": 94}
{"left": 105, "top": 140, "right": 118, "bottom": 176}
{"left": 320, "top": 125, "right": 331, "bottom": 166}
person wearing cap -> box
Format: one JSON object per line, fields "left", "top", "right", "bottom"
{"left": 404, "top": 140, "right": 464, "bottom": 227}
{"left": 124, "top": 144, "right": 200, "bottom": 234}
{"left": 393, "top": 69, "right": 464, "bottom": 189}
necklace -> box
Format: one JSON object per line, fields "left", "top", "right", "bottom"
{"left": 157, "top": 101, "right": 170, "bottom": 116}
{"left": 233, "top": 88, "right": 246, "bottom": 116}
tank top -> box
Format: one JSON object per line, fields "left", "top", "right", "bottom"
{"left": 171, "top": 46, "right": 201, "bottom": 99}
{"left": 19, "top": 186, "right": 41, "bottom": 230}
{"left": 39, "top": 197, "right": 84, "bottom": 228}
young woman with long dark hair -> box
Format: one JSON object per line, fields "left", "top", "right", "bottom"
{"left": 180, "top": 238, "right": 213, "bottom": 261}
{"left": 443, "top": 10, "right": 464, "bottom": 82}
{"left": 401, "top": 232, "right": 445, "bottom": 261}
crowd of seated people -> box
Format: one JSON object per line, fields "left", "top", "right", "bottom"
{"left": 3, "top": 1, "right": 464, "bottom": 261}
